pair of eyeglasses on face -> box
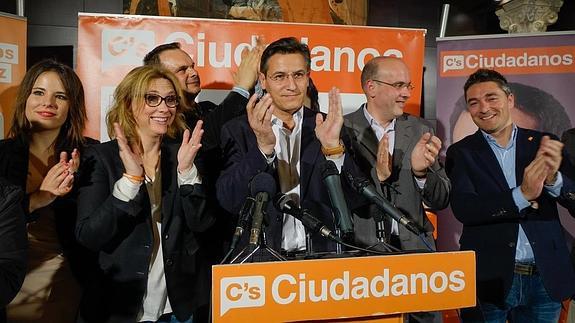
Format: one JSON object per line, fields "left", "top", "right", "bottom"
{"left": 144, "top": 93, "right": 179, "bottom": 108}
{"left": 371, "top": 79, "right": 414, "bottom": 91}
{"left": 266, "top": 71, "right": 309, "bottom": 83}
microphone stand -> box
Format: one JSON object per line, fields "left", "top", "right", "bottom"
{"left": 230, "top": 222, "right": 286, "bottom": 264}
{"left": 366, "top": 183, "right": 401, "bottom": 253}
{"left": 334, "top": 228, "right": 343, "bottom": 255}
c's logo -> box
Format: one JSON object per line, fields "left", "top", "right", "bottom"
{"left": 220, "top": 276, "right": 265, "bottom": 316}
{"left": 443, "top": 55, "right": 464, "bottom": 72}
{"left": 101, "top": 29, "right": 154, "bottom": 70}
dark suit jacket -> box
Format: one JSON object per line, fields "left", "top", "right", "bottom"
{"left": 184, "top": 92, "right": 249, "bottom": 266}
{"left": 344, "top": 109, "right": 450, "bottom": 251}
{"left": 562, "top": 128, "right": 575, "bottom": 187}
{"left": 76, "top": 140, "right": 214, "bottom": 322}
{"left": 193, "top": 91, "right": 249, "bottom": 152}
{"left": 0, "top": 136, "right": 98, "bottom": 286}
{"left": 446, "top": 128, "right": 575, "bottom": 306}
{"left": 0, "top": 178, "right": 27, "bottom": 323}
{"left": 216, "top": 108, "right": 359, "bottom": 255}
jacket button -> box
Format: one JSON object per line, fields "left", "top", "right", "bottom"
{"left": 164, "top": 234, "right": 169, "bottom": 240}
{"left": 166, "top": 259, "right": 173, "bottom": 266}
{"left": 508, "top": 242, "right": 516, "bottom": 248}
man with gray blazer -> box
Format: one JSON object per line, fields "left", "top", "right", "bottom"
{"left": 344, "top": 56, "right": 450, "bottom": 322}
{"left": 345, "top": 56, "right": 450, "bottom": 252}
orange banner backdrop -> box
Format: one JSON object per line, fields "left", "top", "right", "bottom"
{"left": 212, "top": 251, "right": 476, "bottom": 322}
{"left": 0, "top": 12, "right": 26, "bottom": 139}
{"left": 77, "top": 13, "right": 425, "bottom": 140}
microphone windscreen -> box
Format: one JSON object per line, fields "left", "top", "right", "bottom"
{"left": 273, "top": 193, "right": 292, "bottom": 213}
{"left": 249, "top": 172, "right": 277, "bottom": 197}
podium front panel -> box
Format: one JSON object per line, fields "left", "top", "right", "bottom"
{"left": 212, "top": 251, "right": 476, "bottom": 322}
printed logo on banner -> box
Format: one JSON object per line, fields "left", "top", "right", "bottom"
{"left": 0, "top": 43, "right": 18, "bottom": 65}
{"left": 221, "top": 276, "right": 265, "bottom": 316}
{"left": 0, "top": 63, "right": 13, "bottom": 84}
{"left": 443, "top": 55, "right": 464, "bottom": 72}
{"left": 218, "top": 268, "right": 467, "bottom": 318}
{"left": 102, "top": 29, "right": 155, "bottom": 70}
{"left": 440, "top": 46, "right": 575, "bottom": 77}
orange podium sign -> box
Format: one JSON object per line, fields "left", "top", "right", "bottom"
{"left": 212, "top": 251, "right": 476, "bottom": 322}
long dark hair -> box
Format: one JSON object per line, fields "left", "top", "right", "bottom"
{"left": 8, "top": 59, "right": 87, "bottom": 150}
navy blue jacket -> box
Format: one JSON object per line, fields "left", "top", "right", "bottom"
{"left": 446, "top": 128, "right": 575, "bottom": 306}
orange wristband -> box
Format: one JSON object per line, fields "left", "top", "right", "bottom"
{"left": 321, "top": 140, "right": 345, "bottom": 156}
{"left": 123, "top": 173, "right": 144, "bottom": 183}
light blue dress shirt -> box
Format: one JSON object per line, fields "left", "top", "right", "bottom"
{"left": 481, "top": 125, "right": 563, "bottom": 263}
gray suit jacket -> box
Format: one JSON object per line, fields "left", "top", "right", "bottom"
{"left": 344, "top": 107, "right": 450, "bottom": 251}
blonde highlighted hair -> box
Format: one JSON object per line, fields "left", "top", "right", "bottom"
{"left": 106, "top": 65, "right": 187, "bottom": 148}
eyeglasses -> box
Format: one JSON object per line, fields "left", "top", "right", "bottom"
{"left": 371, "top": 79, "right": 414, "bottom": 91}
{"left": 266, "top": 71, "right": 309, "bottom": 83}
{"left": 144, "top": 93, "right": 179, "bottom": 108}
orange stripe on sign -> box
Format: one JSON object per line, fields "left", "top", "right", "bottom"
{"left": 440, "top": 46, "right": 575, "bottom": 77}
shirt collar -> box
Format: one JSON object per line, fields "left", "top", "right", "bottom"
{"left": 481, "top": 124, "right": 518, "bottom": 149}
{"left": 363, "top": 104, "right": 396, "bottom": 133}
{"left": 271, "top": 106, "right": 304, "bottom": 130}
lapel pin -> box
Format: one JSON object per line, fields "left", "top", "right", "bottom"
{"left": 528, "top": 136, "right": 533, "bottom": 141}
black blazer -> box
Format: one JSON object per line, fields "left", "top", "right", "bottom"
{"left": 561, "top": 128, "right": 575, "bottom": 210}
{"left": 446, "top": 128, "right": 575, "bottom": 306}
{"left": 76, "top": 140, "right": 214, "bottom": 322}
{"left": 194, "top": 91, "right": 249, "bottom": 152}
{"left": 0, "top": 178, "right": 27, "bottom": 323}
{"left": 0, "top": 136, "right": 98, "bottom": 286}
{"left": 216, "top": 108, "right": 360, "bottom": 255}
{"left": 185, "top": 92, "right": 250, "bottom": 266}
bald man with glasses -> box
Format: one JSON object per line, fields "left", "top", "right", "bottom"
{"left": 344, "top": 57, "right": 450, "bottom": 322}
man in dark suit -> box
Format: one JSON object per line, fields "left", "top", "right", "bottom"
{"left": 216, "top": 37, "right": 358, "bottom": 258}
{"left": 446, "top": 69, "right": 575, "bottom": 322}
{"left": 344, "top": 56, "right": 450, "bottom": 256}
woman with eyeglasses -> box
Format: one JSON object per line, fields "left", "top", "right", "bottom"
{"left": 76, "top": 65, "right": 213, "bottom": 323}
{"left": 0, "top": 59, "right": 98, "bottom": 322}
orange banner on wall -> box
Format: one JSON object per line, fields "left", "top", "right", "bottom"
{"left": 0, "top": 12, "right": 26, "bottom": 139}
{"left": 212, "top": 251, "right": 476, "bottom": 322}
{"left": 77, "top": 13, "right": 425, "bottom": 140}
{"left": 439, "top": 46, "right": 575, "bottom": 77}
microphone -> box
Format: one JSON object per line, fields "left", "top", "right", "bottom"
{"left": 273, "top": 193, "right": 341, "bottom": 243}
{"left": 320, "top": 160, "right": 354, "bottom": 238}
{"left": 248, "top": 172, "right": 277, "bottom": 246}
{"left": 229, "top": 196, "right": 254, "bottom": 250}
{"left": 346, "top": 172, "right": 425, "bottom": 236}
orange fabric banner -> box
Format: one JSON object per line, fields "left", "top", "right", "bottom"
{"left": 212, "top": 251, "right": 476, "bottom": 322}
{"left": 77, "top": 13, "right": 425, "bottom": 140}
{"left": 0, "top": 13, "right": 26, "bottom": 139}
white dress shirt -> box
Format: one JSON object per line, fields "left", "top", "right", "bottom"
{"left": 262, "top": 107, "right": 344, "bottom": 251}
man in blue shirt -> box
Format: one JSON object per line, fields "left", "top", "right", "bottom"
{"left": 446, "top": 69, "right": 575, "bottom": 322}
